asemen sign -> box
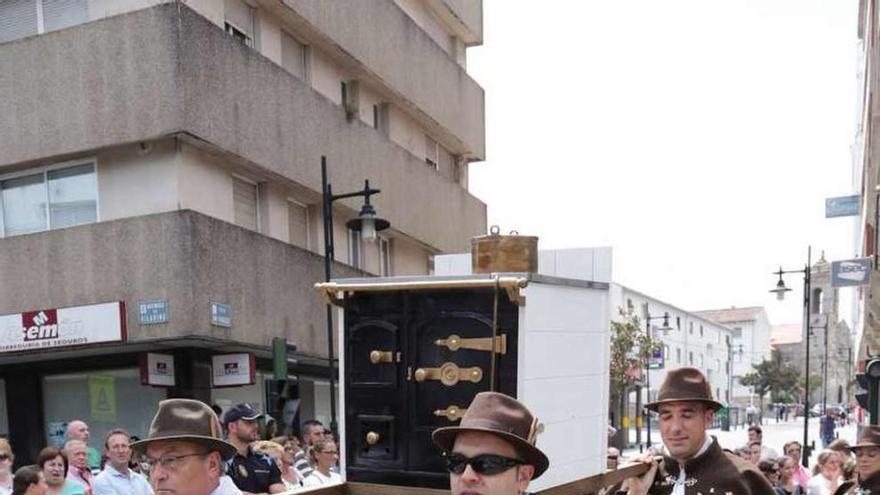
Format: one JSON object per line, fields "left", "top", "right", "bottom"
{"left": 0, "top": 302, "right": 126, "bottom": 353}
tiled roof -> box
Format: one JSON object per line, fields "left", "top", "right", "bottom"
{"left": 770, "top": 323, "right": 802, "bottom": 346}
{"left": 693, "top": 306, "right": 765, "bottom": 323}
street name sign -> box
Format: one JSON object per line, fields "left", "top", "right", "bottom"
{"left": 831, "top": 257, "right": 871, "bottom": 287}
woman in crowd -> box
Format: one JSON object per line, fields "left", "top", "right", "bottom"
{"left": 252, "top": 441, "right": 299, "bottom": 491}
{"left": 269, "top": 436, "right": 302, "bottom": 489}
{"left": 36, "top": 448, "right": 85, "bottom": 495}
{"left": 833, "top": 425, "right": 880, "bottom": 494}
{"left": 0, "top": 439, "right": 15, "bottom": 495}
{"left": 11, "top": 466, "right": 47, "bottom": 495}
{"left": 759, "top": 459, "right": 781, "bottom": 487}
{"left": 301, "top": 438, "right": 342, "bottom": 488}
{"left": 777, "top": 455, "right": 804, "bottom": 495}
{"left": 807, "top": 450, "right": 843, "bottom": 495}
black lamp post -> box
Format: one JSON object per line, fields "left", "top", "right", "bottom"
{"left": 644, "top": 306, "right": 671, "bottom": 449}
{"left": 769, "top": 246, "right": 812, "bottom": 468}
{"left": 321, "top": 156, "right": 389, "bottom": 433}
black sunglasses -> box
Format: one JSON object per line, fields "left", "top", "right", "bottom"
{"left": 445, "top": 453, "right": 524, "bottom": 475}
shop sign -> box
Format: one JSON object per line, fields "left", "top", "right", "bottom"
{"left": 89, "top": 374, "right": 117, "bottom": 422}
{"left": 825, "top": 195, "right": 860, "bottom": 218}
{"left": 212, "top": 353, "right": 255, "bottom": 387}
{"left": 0, "top": 301, "right": 125, "bottom": 354}
{"left": 140, "top": 353, "right": 176, "bottom": 387}
{"left": 139, "top": 299, "right": 169, "bottom": 325}
{"left": 47, "top": 422, "right": 67, "bottom": 448}
{"left": 831, "top": 258, "right": 871, "bottom": 288}
{"left": 210, "top": 302, "right": 231, "bottom": 328}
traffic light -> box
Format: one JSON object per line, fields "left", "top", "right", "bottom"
{"left": 272, "top": 338, "right": 297, "bottom": 380}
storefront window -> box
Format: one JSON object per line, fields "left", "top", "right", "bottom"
{"left": 0, "top": 379, "right": 8, "bottom": 437}
{"left": 42, "top": 368, "right": 165, "bottom": 447}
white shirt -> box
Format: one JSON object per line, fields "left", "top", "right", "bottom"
{"left": 670, "top": 436, "right": 713, "bottom": 495}
{"left": 301, "top": 471, "right": 342, "bottom": 488}
{"left": 210, "top": 476, "right": 243, "bottom": 495}
{"left": 92, "top": 464, "right": 152, "bottom": 495}
{"left": 806, "top": 473, "right": 843, "bottom": 495}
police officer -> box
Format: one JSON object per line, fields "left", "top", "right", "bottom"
{"left": 223, "top": 404, "right": 285, "bottom": 495}
{"left": 433, "top": 392, "right": 549, "bottom": 495}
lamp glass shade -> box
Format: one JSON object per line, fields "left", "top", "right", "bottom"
{"left": 361, "top": 217, "right": 377, "bottom": 241}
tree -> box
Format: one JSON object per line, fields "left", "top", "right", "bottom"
{"left": 608, "top": 308, "right": 663, "bottom": 448}
{"left": 740, "top": 350, "right": 801, "bottom": 409}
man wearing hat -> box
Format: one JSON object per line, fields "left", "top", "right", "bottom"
{"left": 131, "top": 398, "right": 239, "bottom": 495}
{"left": 626, "top": 367, "right": 774, "bottom": 495}
{"left": 222, "top": 403, "right": 285, "bottom": 494}
{"left": 433, "top": 391, "right": 548, "bottom": 495}
{"left": 833, "top": 425, "right": 880, "bottom": 494}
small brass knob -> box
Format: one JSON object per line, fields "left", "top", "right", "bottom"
{"left": 414, "top": 368, "right": 427, "bottom": 382}
{"left": 370, "top": 350, "right": 381, "bottom": 364}
{"left": 366, "top": 431, "right": 380, "bottom": 445}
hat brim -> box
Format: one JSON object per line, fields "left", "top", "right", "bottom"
{"left": 130, "top": 435, "right": 237, "bottom": 460}
{"left": 432, "top": 426, "right": 549, "bottom": 479}
{"left": 849, "top": 443, "right": 880, "bottom": 451}
{"left": 644, "top": 398, "right": 724, "bottom": 412}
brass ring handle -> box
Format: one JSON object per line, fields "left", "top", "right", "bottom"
{"left": 366, "top": 431, "right": 380, "bottom": 445}
{"left": 414, "top": 362, "right": 483, "bottom": 386}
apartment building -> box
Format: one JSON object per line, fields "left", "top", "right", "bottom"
{"left": 0, "top": 0, "right": 486, "bottom": 463}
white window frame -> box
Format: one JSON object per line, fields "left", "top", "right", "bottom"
{"left": 378, "top": 236, "right": 392, "bottom": 276}
{"left": 347, "top": 228, "right": 364, "bottom": 269}
{"left": 286, "top": 198, "right": 310, "bottom": 249}
{"left": 225, "top": 21, "right": 253, "bottom": 47}
{"left": 0, "top": 157, "right": 100, "bottom": 238}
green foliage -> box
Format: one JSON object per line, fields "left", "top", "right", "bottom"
{"left": 740, "top": 350, "right": 801, "bottom": 403}
{"left": 609, "top": 308, "right": 664, "bottom": 393}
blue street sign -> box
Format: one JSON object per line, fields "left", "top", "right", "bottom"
{"left": 138, "top": 299, "right": 169, "bottom": 325}
{"left": 210, "top": 302, "right": 232, "bottom": 328}
{"left": 825, "top": 195, "right": 860, "bottom": 218}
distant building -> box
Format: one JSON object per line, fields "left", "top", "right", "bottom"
{"left": 694, "top": 306, "right": 772, "bottom": 406}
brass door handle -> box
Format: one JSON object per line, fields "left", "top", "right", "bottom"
{"left": 434, "top": 405, "right": 468, "bottom": 422}
{"left": 414, "top": 362, "right": 483, "bottom": 386}
{"left": 369, "top": 350, "right": 398, "bottom": 364}
{"left": 434, "top": 334, "right": 507, "bottom": 355}
{"left": 366, "top": 431, "right": 380, "bottom": 445}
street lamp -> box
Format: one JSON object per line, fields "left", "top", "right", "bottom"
{"left": 321, "top": 156, "right": 389, "bottom": 433}
{"left": 644, "top": 306, "right": 671, "bottom": 449}
{"left": 769, "top": 247, "right": 812, "bottom": 468}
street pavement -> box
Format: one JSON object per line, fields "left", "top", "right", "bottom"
{"left": 621, "top": 416, "right": 858, "bottom": 468}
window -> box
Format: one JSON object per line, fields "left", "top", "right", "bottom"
{"left": 373, "top": 104, "right": 380, "bottom": 129}
{"left": 676, "top": 348, "right": 681, "bottom": 363}
{"left": 732, "top": 327, "right": 743, "bottom": 339}
{"left": 0, "top": 162, "right": 97, "bottom": 237}
{"left": 347, "top": 228, "right": 363, "bottom": 269}
{"left": 281, "top": 30, "right": 307, "bottom": 81}
{"left": 233, "top": 177, "right": 259, "bottom": 231}
{"left": 676, "top": 317, "right": 681, "bottom": 330}
{"left": 224, "top": 0, "right": 254, "bottom": 47}
{"left": 379, "top": 236, "right": 392, "bottom": 276}
{"left": 699, "top": 325, "right": 704, "bottom": 338}
{"left": 688, "top": 352, "right": 693, "bottom": 365}
{"left": 812, "top": 288, "right": 823, "bottom": 314}
{"left": 626, "top": 298, "right": 634, "bottom": 312}
{"left": 0, "top": 0, "right": 88, "bottom": 44}
{"left": 288, "top": 201, "right": 308, "bottom": 248}
{"left": 425, "top": 134, "right": 439, "bottom": 169}
{"left": 689, "top": 322, "right": 694, "bottom": 334}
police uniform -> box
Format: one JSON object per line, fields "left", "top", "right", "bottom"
{"left": 226, "top": 446, "right": 282, "bottom": 493}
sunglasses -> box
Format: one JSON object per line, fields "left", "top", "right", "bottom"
{"left": 445, "top": 453, "right": 524, "bottom": 476}
{"left": 0, "top": 454, "right": 10, "bottom": 461}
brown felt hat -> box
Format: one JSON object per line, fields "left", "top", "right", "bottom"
{"left": 131, "top": 399, "right": 236, "bottom": 459}
{"left": 432, "top": 392, "right": 549, "bottom": 479}
{"left": 645, "top": 367, "right": 723, "bottom": 412}
{"left": 850, "top": 425, "right": 880, "bottom": 451}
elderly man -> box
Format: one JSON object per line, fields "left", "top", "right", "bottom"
{"left": 433, "top": 391, "right": 549, "bottom": 495}
{"left": 64, "top": 440, "right": 93, "bottom": 492}
{"left": 66, "top": 421, "right": 101, "bottom": 472}
{"left": 131, "top": 398, "right": 240, "bottom": 495}
{"left": 627, "top": 367, "right": 775, "bottom": 495}
{"left": 92, "top": 429, "right": 152, "bottom": 495}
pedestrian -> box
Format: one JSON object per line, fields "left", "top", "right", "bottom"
{"left": 0, "top": 439, "right": 15, "bottom": 495}
{"left": 292, "top": 420, "right": 325, "bottom": 480}
{"left": 222, "top": 403, "right": 285, "bottom": 494}
{"left": 63, "top": 441, "right": 91, "bottom": 493}
{"left": 750, "top": 442, "right": 765, "bottom": 465}
{"left": 91, "top": 429, "right": 151, "bottom": 495}
{"left": 827, "top": 440, "right": 856, "bottom": 481}
{"left": 625, "top": 367, "right": 775, "bottom": 494}
{"left": 784, "top": 441, "right": 811, "bottom": 489}
{"left": 759, "top": 460, "right": 780, "bottom": 486}
{"left": 251, "top": 441, "right": 298, "bottom": 491}
{"left": 777, "top": 456, "right": 804, "bottom": 495}
{"left": 820, "top": 410, "right": 837, "bottom": 449}
{"left": 807, "top": 450, "right": 843, "bottom": 495}
{"left": 65, "top": 422, "right": 100, "bottom": 473}
{"left": 130, "top": 398, "right": 238, "bottom": 495}
{"left": 432, "top": 391, "right": 547, "bottom": 495}
{"left": 830, "top": 426, "right": 880, "bottom": 495}
{"left": 37, "top": 447, "right": 85, "bottom": 495}
{"left": 301, "top": 439, "right": 342, "bottom": 488}
{"left": 11, "top": 466, "right": 47, "bottom": 495}
{"left": 749, "top": 426, "right": 781, "bottom": 461}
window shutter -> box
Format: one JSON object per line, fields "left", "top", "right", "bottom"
{"left": 233, "top": 178, "right": 258, "bottom": 231}
{"left": 224, "top": 0, "right": 253, "bottom": 38}
{"left": 288, "top": 201, "right": 308, "bottom": 248}
{"left": 281, "top": 31, "right": 306, "bottom": 80}
{"left": 424, "top": 134, "right": 438, "bottom": 168}
{"left": 0, "top": 0, "right": 38, "bottom": 43}
{"left": 43, "top": 0, "right": 88, "bottom": 33}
